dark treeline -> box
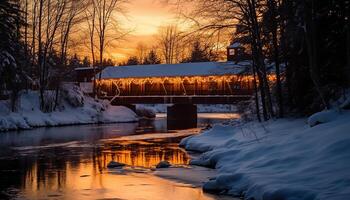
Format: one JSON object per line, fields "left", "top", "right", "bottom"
{"left": 120, "top": 49, "right": 162, "bottom": 66}
{"left": 175, "top": 0, "right": 349, "bottom": 119}
{"left": 122, "top": 37, "right": 219, "bottom": 66}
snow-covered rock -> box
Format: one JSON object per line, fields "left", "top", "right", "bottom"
{"left": 135, "top": 105, "right": 156, "bottom": 118}
{"left": 341, "top": 98, "right": 350, "bottom": 109}
{"left": 61, "top": 83, "right": 85, "bottom": 107}
{"left": 181, "top": 112, "right": 350, "bottom": 200}
{"left": 307, "top": 109, "right": 339, "bottom": 127}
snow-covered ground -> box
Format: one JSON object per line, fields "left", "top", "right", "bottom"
{"left": 180, "top": 110, "right": 350, "bottom": 200}
{"left": 0, "top": 86, "right": 137, "bottom": 131}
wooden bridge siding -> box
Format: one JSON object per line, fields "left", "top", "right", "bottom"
{"left": 107, "top": 95, "right": 252, "bottom": 105}
{"left": 100, "top": 79, "right": 253, "bottom": 96}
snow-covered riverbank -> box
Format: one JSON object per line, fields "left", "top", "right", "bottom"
{"left": 0, "top": 87, "right": 138, "bottom": 131}
{"left": 180, "top": 110, "right": 350, "bottom": 200}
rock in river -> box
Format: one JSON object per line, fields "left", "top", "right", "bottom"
{"left": 156, "top": 161, "right": 171, "bottom": 168}
{"left": 107, "top": 161, "right": 126, "bottom": 168}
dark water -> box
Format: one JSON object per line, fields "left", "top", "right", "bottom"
{"left": 0, "top": 113, "right": 238, "bottom": 200}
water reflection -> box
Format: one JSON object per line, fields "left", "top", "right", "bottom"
{"left": 1, "top": 138, "right": 195, "bottom": 199}
{"left": 103, "top": 140, "right": 189, "bottom": 168}
{"left": 0, "top": 113, "right": 237, "bottom": 200}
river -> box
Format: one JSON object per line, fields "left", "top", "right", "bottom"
{"left": 0, "top": 113, "right": 239, "bottom": 200}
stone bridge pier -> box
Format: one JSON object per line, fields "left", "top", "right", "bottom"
{"left": 114, "top": 103, "right": 198, "bottom": 130}
{"left": 167, "top": 104, "right": 197, "bottom": 130}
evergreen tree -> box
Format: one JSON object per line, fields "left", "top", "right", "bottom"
{"left": 182, "top": 40, "right": 210, "bottom": 63}
{"left": 94, "top": 58, "right": 115, "bottom": 67}
{"left": 68, "top": 54, "right": 82, "bottom": 69}
{"left": 0, "top": 0, "right": 25, "bottom": 111}
{"left": 280, "top": 0, "right": 349, "bottom": 114}
{"left": 101, "top": 58, "right": 115, "bottom": 67}
{"left": 125, "top": 56, "right": 140, "bottom": 65}
{"left": 190, "top": 40, "right": 209, "bottom": 62}
{"left": 143, "top": 50, "right": 161, "bottom": 65}
{"left": 82, "top": 57, "right": 91, "bottom": 67}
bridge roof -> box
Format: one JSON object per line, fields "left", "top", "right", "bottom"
{"left": 98, "top": 61, "right": 251, "bottom": 79}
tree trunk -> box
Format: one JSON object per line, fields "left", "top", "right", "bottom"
{"left": 252, "top": 60, "right": 261, "bottom": 122}
{"left": 91, "top": 11, "right": 97, "bottom": 97}
{"left": 38, "top": 0, "right": 44, "bottom": 110}
{"left": 31, "top": 0, "right": 37, "bottom": 80}
{"left": 347, "top": 17, "right": 350, "bottom": 87}
{"left": 251, "top": 33, "right": 268, "bottom": 120}
{"left": 248, "top": 0, "right": 274, "bottom": 120}
{"left": 269, "top": 0, "right": 283, "bottom": 117}
{"left": 24, "top": 0, "right": 28, "bottom": 90}
{"left": 304, "top": 0, "right": 328, "bottom": 109}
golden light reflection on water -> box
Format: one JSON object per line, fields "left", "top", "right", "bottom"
{"left": 102, "top": 140, "right": 190, "bottom": 168}
{"left": 24, "top": 162, "right": 218, "bottom": 200}
{"left": 105, "top": 148, "right": 188, "bottom": 168}
{"left": 0, "top": 113, "right": 238, "bottom": 200}
{"left": 17, "top": 138, "right": 218, "bottom": 200}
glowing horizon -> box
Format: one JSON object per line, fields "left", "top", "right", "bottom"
{"left": 110, "top": 0, "right": 178, "bottom": 62}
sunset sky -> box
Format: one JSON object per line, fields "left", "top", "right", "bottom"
{"left": 110, "top": 0, "right": 179, "bottom": 61}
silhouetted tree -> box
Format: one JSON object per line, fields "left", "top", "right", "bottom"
{"left": 173, "top": 0, "right": 349, "bottom": 117}
{"left": 82, "top": 56, "right": 91, "bottom": 67}
{"left": 124, "top": 56, "right": 140, "bottom": 66}
{"left": 0, "top": 0, "right": 26, "bottom": 111}
{"left": 182, "top": 40, "right": 210, "bottom": 63}
{"left": 143, "top": 50, "right": 161, "bottom": 65}
{"left": 68, "top": 54, "right": 82, "bottom": 69}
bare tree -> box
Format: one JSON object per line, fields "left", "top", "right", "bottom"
{"left": 59, "top": 0, "right": 86, "bottom": 68}
{"left": 86, "top": 0, "right": 128, "bottom": 95}
{"left": 30, "top": 0, "right": 38, "bottom": 76}
{"left": 85, "top": 0, "right": 97, "bottom": 95}
{"left": 157, "top": 24, "right": 182, "bottom": 64}
{"left": 53, "top": 0, "right": 86, "bottom": 110}
{"left": 23, "top": 0, "right": 29, "bottom": 72}
{"left": 29, "top": 0, "right": 85, "bottom": 111}
{"left": 169, "top": 0, "right": 275, "bottom": 120}
{"left": 92, "top": 0, "right": 127, "bottom": 66}
{"left": 135, "top": 42, "right": 148, "bottom": 64}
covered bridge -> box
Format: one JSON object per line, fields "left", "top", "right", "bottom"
{"left": 95, "top": 61, "right": 256, "bottom": 129}
{"left": 96, "top": 61, "right": 254, "bottom": 98}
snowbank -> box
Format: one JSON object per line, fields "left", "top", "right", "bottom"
{"left": 180, "top": 110, "right": 350, "bottom": 200}
{"left": 180, "top": 125, "right": 235, "bottom": 152}
{"left": 0, "top": 89, "right": 137, "bottom": 131}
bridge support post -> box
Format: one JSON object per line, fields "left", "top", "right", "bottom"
{"left": 167, "top": 104, "right": 197, "bottom": 130}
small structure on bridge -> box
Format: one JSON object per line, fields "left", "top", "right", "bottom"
{"left": 96, "top": 61, "right": 254, "bottom": 97}
{"left": 227, "top": 42, "right": 250, "bottom": 62}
